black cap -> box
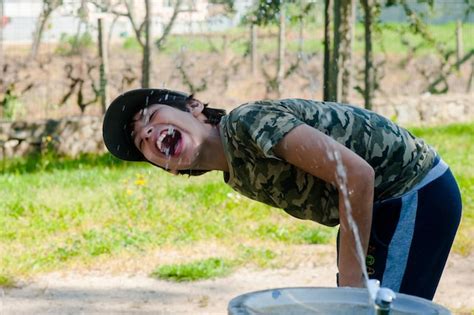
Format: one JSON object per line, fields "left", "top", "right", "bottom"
{"left": 102, "top": 88, "right": 190, "bottom": 161}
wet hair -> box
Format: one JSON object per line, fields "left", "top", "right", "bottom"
{"left": 133, "top": 94, "right": 226, "bottom": 177}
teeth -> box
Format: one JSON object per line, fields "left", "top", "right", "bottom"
{"left": 156, "top": 126, "right": 176, "bottom": 155}
{"left": 156, "top": 133, "right": 167, "bottom": 151}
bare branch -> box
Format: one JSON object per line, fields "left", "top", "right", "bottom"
{"left": 156, "top": 0, "right": 184, "bottom": 49}
{"left": 123, "top": 0, "right": 144, "bottom": 47}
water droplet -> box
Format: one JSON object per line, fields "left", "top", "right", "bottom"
{"left": 142, "top": 108, "right": 149, "bottom": 124}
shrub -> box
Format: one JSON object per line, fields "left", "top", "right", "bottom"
{"left": 56, "top": 32, "right": 94, "bottom": 56}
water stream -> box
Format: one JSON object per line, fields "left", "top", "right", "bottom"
{"left": 332, "top": 149, "right": 382, "bottom": 307}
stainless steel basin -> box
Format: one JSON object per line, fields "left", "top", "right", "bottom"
{"left": 228, "top": 287, "right": 451, "bottom": 315}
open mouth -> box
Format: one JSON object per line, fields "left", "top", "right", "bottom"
{"left": 156, "top": 126, "right": 182, "bottom": 157}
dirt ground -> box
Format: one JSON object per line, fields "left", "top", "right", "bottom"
{"left": 1, "top": 245, "right": 473, "bottom": 315}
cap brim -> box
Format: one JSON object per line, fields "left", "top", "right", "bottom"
{"left": 102, "top": 88, "right": 189, "bottom": 161}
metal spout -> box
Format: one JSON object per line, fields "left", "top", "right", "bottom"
{"left": 375, "top": 287, "right": 396, "bottom": 315}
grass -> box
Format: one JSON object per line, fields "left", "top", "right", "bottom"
{"left": 0, "top": 152, "right": 334, "bottom": 282}
{"left": 0, "top": 274, "right": 16, "bottom": 288}
{"left": 123, "top": 22, "right": 474, "bottom": 57}
{"left": 0, "top": 122, "right": 472, "bottom": 285}
{"left": 353, "top": 22, "right": 474, "bottom": 55}
{"left": 151, "top": 245, "right": 278, "bottom": 282}
{"left": 151, "top": 257, "right": 234, "bottom": 282}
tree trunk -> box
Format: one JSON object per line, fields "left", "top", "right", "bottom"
{"left": 98, "top": 17, "right": 109, "bottom": 114}
{"left": 456, "top": 20, "right": 463, "bottom": 71}
{"left": 361, "top": 0, "right": 375, "bottom": 110}
{"left": 0, "top": 0, "right": 4, "bottom": 92}
{"left": 155, "top": 0, "right": 183, "bottom": 50}
{"left": 338, "top": 0, "right": 355, "bottom": 103}
{"left": 142, "top": 0, "right": 152, "bottom": 88}
{"left": 30, "top": 0, "right": 62, "bottom": 60}
{"left": 331, "top": 0, "right": 341, "bottom": 102}
{"left": 323, "top": 0, "right": 333, "bottom": 101}
{"left": 30, "top": 10, "right": 51, "bottom": 60}
{"left": 250, "top": 23, "right": 257, "bottom": 76}
{"left": 276, "top": 1, "right": 286, "bottom": 96}
{"left": 467, "top": 59, "right": 473, "bottom": 93}
{"left": 223, "top": 34, "right": 229, "bottom": 63}
{"left": 298, "top": 0, "right": 304, "bottom": 55}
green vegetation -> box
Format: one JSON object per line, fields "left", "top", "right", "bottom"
{"left": 236, "top": 245, "right": 278, "bottom": 269}
{"left": 357, "top": 22, "right": 474, "bottom": 55}
{"left": 1, "top": 92, "right": 24, "bottom": 121}
{"left": 123, "top": 23, "right": 474, "bottom": 57}
{"left": 0, "top": 122, "right": 472, "bottom": 285}
{"left": 151, "top": 257, "right": 234, "bottom": 281}
{"left": 0, "top": 151, "right": 333, "bottom": 282}
{"left": 56, "top": 32, "right": 94, "bottom": 56}
{"left": 0, "top": 274, "right": 16, "bottom": 288}
{"left": 151, "top": 245, "right": 278, "bottom": 282}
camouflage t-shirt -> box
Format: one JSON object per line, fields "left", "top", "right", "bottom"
{"left": 219, "top": 99, "right": 436, "bottom": 227}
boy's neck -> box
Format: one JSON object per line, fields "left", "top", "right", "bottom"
{"left": 198, "top": 124, "right": 229, "bottom": 172}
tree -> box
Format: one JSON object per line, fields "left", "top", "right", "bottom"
{"left": 250, "top": 22, "right": 258, "bottom": 75}
{"left": 337, "top": 0, "right": 356, "bottom": 102}
{"left": 360, "top": 0, "right": 375, "bottom": 110}
{"left": 142, "top": 0, "right": 151, "bottom": 88}
{"left": 381, "top": 0, "right": 472, "bottom": 95}
{"left": 323, "top": 0, "right": 333, "bottom": 101}
{"left": 0, "top": 0, "right": 4, "bottom": 94}
{"left": 98, "top": 17, "right": 109, "bottom": 114}
{"left": 91, "top": 0, "right": 184, "bottom": 88}
{"left": 119, "top": 0, "right": 154, "bottom": 88}
{"left": 30, "top": 0, "right": 63, "bottom": 60}
{"left": 245, "top": 0, "right": 287, "bottom": 96}
{"left": 323, "top": 0, "right": 356, "bottom": 102}
{"left": 276, "top": 1, "right": 286, "bottom": 95}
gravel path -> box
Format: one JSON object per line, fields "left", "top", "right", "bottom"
{"left": 1, "top": 246, "right": 472, "bottom": 314}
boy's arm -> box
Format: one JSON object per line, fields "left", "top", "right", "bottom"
{"left": 274, "top": 124, "right": 374, "bottom": 288}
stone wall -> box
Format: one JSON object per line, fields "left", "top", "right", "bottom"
{"left": 0, "top": 94, "right": 472, "bottom": 159}
{"left": 373, "top": 93, "right": 473, "bottom": 126}
{"left": 0, "top": 116, "right": 105, "bottom": 159}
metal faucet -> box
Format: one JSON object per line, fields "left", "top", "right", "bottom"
{"left": 367, "top": 279, "right": 397, "bottom": 315}
{"left": 375, "top": 287, "right": 397, "bottom": 315}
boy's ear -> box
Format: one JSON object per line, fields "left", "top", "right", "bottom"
{"left": 186, "top": 96, "right": 204, "bottom": 117}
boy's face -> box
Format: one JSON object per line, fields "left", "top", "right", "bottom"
{"left": 131, "top": 103, "right": 210, "bottom": 173}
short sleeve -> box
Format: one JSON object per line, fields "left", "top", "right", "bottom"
{"left": 227, "top": 101, "right": 305, "bottom": 159}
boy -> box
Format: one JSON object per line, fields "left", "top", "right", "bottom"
{"left": 103, "top": 88, "right": 462, "bottom": 300}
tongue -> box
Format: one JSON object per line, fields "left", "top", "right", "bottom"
{"left": 162, "top": 132, "right": 179, "bottom": 156}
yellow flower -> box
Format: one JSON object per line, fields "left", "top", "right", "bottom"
{"left": 126, "top": 189, "right": 133, "bottom": 195}
{"left": 134, "top": 179, "right": 146, "bottom": 186}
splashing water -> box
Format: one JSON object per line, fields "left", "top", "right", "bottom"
{"left": 331, "top": 149, "right": 383, "bottom": 310}
{"left": 333, "top": 150, "right": 370, "bottom": 284}
{"left": 142, "top": 108, "right": 149, "bottom": 124}
{"left": 164, "top": 126, "right": 174, "bottom": 169}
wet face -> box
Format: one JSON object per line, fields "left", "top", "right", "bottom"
{"left": 130, "top": 103, "right": 210, "bottom": 172}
